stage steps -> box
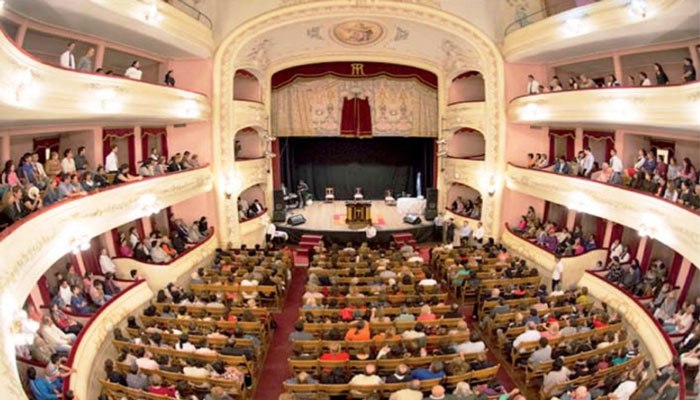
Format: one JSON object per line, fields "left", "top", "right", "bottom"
{"left": 294, "top": 234, "right": 323, "bottom": 267}
{"left": 391, "top": 232, "right": 417, "bottom": 248}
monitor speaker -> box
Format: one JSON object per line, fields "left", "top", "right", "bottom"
{"left": 425, "top": 188, "right": 438, "bottom": 220}
{"left": 272, "top": 189, "right": 286, "bottom": 222}
{"left": 287, "top": 214, "right": 306, "bottom": 226}
{"left": 403, "top": 214, "right": 421, "bottom": 225}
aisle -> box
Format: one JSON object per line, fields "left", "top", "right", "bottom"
{"left": 253, "top": 264, "right": 307, "bottom": 399}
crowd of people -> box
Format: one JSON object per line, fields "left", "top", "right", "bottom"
{"left": 237, "top": 197, "right": 266, "bottom": 222}
{"left": 513, "top": 206, "right": 598, "bottom": 257}
{"left": 0, "top": 144, "right": 202, "bottom": 231}
{"left": 448, "top": 195, "right": 483, "bottom": 220}
{"left": 525, "top": 58, "right": 697, "bottom": 94}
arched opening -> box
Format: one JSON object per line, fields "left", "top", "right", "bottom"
{"left": 238, "top": 184, "right": 267, "bottom": 222}
{"left": 447, "top": 71, "right": 485, "bottom": 104}
{"left": 446, "top": 183, "right": 482, "bottom": 219}
{"left": 234, "top": 127, "right": 264, "bottom": 160}
{"left": 447, "top": 128, "right": 486, "bottom": 160}
{"left": 233, "top": 69, "right": 262, "bottom": 102}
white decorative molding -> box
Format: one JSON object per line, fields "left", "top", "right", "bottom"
{"left": 0, "top": 167, "right": 213, "bottom": 397}
{"left": 508, "top": 83, "right": 700, "bottom": 135}
{"left": 0, "top": 30, "right": 210, "bottom": 127}
{"left": 506, "top": 164, "right": 700, "bottom": 270}
{"left": 444, "top": 101, "right": 485, "bottom": 133}
{"left": 232, "top": 100, "right": 268, "bottom": 132}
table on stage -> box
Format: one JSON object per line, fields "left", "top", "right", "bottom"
{"left": 345, "top": 200, "right": 371, "bottom": 223}
{"left": 396, "top": 197, "right": 426, "bottom": 215}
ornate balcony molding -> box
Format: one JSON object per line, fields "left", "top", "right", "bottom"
{"left": 506, "top": 164, "right": 700, "bottom": 269}
{"left": 66, "top": 281, "right": 153, "bottom": 400}
{"left": 6, "top": 0, "right": 214, "bottom": 58}
{"left": 444, "top": 101, "right": 485, "bottom": 133}
{"left": 114, "top": 229, "right": 218, "bottom": 291}
{"left": 0, "top": 30, "right": 210, "bottom": 127}
{"left": 502, "top": 223, "right": 608, "bottom": 289}
{"left": 508, "top": 82, "right": 700, "bottom": 135}
{"left": 0, "top": 166, "right": 213, "bottom": 397}
{"left": 232, "top": 100, "right": 268, "bottom": 132}
{"left": 503, "top": 0, "right": 692, "bottom": 62}
{"left": 579, "top": 272, "right": 675, "bottom": 368}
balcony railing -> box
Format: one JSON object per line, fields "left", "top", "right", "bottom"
{"left": 161, "top": 0, "right": 213, "bottom": 30}
{"left": 0, "top": 28, "right": 210, "bottom": 127}
{"left": 504, "top": 0, "right": 602, "bottom": 36}
{"left": 508, "top": 81, "right": 700, "bottom": 134}
{"left": 506, "top": 163, "right": 700, "bottom": 269}
{"left": 444, "top": 101, "right": 485, "bottom": 133}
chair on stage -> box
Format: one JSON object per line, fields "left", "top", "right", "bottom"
{"left": 353, "top": 187, "right": 364, "bottom": 200}
{"left": 325, "top": 187, "right": 335, "bottom": 203}
{"left": 282, "top": 185, "right": 299, "bottom": 208}
{"left": 384, "top": 190, "right": 396, "bottom": 206}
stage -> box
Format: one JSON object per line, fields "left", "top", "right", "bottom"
{"left": 277, "top": 200, "right": 434, "bottom": 244}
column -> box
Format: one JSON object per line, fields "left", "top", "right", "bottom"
{"left": 103, "top": 232, "right": 117, "bottom": 258}
{"left": 602, "top": 220, "right": 614, "bottom": 248}
{"left": 14, "top": 23, "right": 28, "bottom": 47}
{"left": 134, "top": 126, "right": 143, "bottom": 166}
{"left": 574, "top": 128, "right": 584, "bottom": 153}
{"left": 95, "top": 43, "right": 106, "bottom": 70}
{"left": 1, "top": 134, "right": 10, "bottom": 162}
{"left": 141, "top": 216, "right": 153, "bottom": 237}
{"left": 612, "top": 54, "right": 623, "bottom": 83}
{"left": 690, "top": 45, "right": 700, "bottom": 76}
{"left": 91, "top": 127, "right": 103, "bottom": 167}
{"left": 565, "top": 210, "right": 577, "bottom": 231}
{"left": 635, "top": 236, "right": 648, "bottom": 262}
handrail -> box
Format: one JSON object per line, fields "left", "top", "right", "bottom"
{"left": 240, "top": 208, "right": 269, "bottom": 224}
{"left": 504, "top": 222, "right": 605, "bottom": 260}
{"left": 508, "top": 162, "right": 700, "bottom": 217}
{"left": 112, "top": 227, "right": 215, "bottom": 266}
{"left": 0, "top": 164, "right": 210, "bottom": 242}
{"left": 161, "top": 0, "right": 213, "bottom": 30}
{"left": 510, "top": 79, "right": 699, "bottom": 102}
{"left": 504, "top": 0, "right": 602, "bottom": 36}
{"left": 585, "top": 271, "right": 685, "bottom": 400}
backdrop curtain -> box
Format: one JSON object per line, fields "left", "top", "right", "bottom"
{"left": 81, "top": 238, "right": 103, "bottom": 275}
{"left": 141, "top": 127, "right": 169, "bottom": 160}
{"left": 103, "top": 128, "right": 136, "bottom": 174}
{"left": 280, "top": 137, "right": 433, "bottom": 200}
{"left": 582, "top": 131, "right": 615, "bottom": 162}
{"left": 548, "top": 129, "right": 575, "bottom": 161}
{"left": 340, "top": 97, "right": 373, "bottom": 137}
{"left": 668, "top": 252, "right": 684, "bottom": 285}
{"left": 33, "top": 137, "right": 60, "bottom": 164}
{"left": 678, "top": 266, "right": 696, "bottom": 305}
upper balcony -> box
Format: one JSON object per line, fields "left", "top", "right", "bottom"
{"left": 505, "top": 163, "right": 700, "bottom": 269}
{"left": 0, "top": 29, "right": 211, "bottom": 127}
{"left": 508, "top": 82, "right": 700, "bottom": 135}
{"left": 4, "top": 0, "right": 215, "bottom": 58}
{"left": 444, "top": 101, "right": 486, "bottom": 133}
{"left": 503, "top": 0, "right": 699, "bottom": 63}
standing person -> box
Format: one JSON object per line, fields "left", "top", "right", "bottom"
{"left": 105, "top": 145, "right": 119, "bottom": 173}
{"left": 125, "top": 61, "right": 142, "bottom": 80}
{"left": 473, "top": 221, "right": 484, "bottom": 244}
{"left": 654, "top": 63, "right": 669, "bottom": 85}
{"left": 682, "top": 58, "right": 696, "bottom": 82}
{"left": 526, "top": 75, "right": 540, "bottom": 94}
{"left": 61, "top": 149, "right": 76, "bottom": 175}
{"left": 59, "top": 41, "right": 76, "bottom": 70}
{"left": 77, "top": 48, "right": 95, "bottom": 72}
{"left": 609, "top": 148, "right": 624, "bottom": 185}
{"left": 74, "top": 146, "right": 89, "bottom": 172}
{"left": 445, "top": 219, "right": 455, "bottom": 246}
{"left": 552, "top": 256, "right": 564, "bottom": 291}
{"left": 364, "top": 221, "right": 377, "bottom": 245}
{"left": 580, "top": 148, "right": 595, "bottom": 177}
{"left": 164, "top": 70, "right": 176, "bottom": 87}
{"left": 459, "top": 221, "right": 472, "bottom": 247}
{"left": 433, "top": 212, "right": 444, "bottom": 242}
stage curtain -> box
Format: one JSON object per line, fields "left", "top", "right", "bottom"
{"left": 678, "top": 266, "right": 696, "bottom": 305}
{"left": 582, "top": 131, "right": 615, "bottom": 161}
{"left": 340, "top": 97, "right": 372, "bottom": 137}
{"left": 81, "top": 238, "right": 103, "bottom": 275}
{"left": 272, "top": 62, "right": 438, "bottom": 89}
{"left": 272, "top": 74, "right": 437, "bottom": 137}
{"left": 595, "top": 218, "right": 606, "bottom": 247}
{"left": 103, "top": 128, "right": 136, "bottom": 174}
{"left": 141, "top": 127, "right": 169, "bottom": 160}
{"left": 668, "top": 252, "right": 684, "bottom": 285}
{"left": 640, "top": 239, "right": 655, "bottom": 272}
{"left": 548, "top": 129, "right": 575, "bottom": 161}
{"left": 33, "top": 137, "right": 60, "bottom": 164}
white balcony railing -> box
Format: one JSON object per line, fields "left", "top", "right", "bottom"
{"left": 444, "top": 101, "right": 486, "bottom": 133}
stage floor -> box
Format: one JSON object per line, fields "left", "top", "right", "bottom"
{"left": 277, "top": 200, "right": 434, "bottom": 244}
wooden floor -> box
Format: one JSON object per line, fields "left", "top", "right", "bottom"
{"left": 279, "top": 200, "right": 432, "bottom": 232}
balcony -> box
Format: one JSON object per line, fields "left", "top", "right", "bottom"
{"left": 508, "top": 82, "right": 700, "bottom": 135}
{"left": 232, "top": 100, "right": 267, "bottom": 131}
{"left": 503, "top": 0, "right": 697, "bottom": 63}
{"left": 0, "top": 30, "right": 210, "bottom": 127}
{"left": 444, "top": 101, "right": 485, "bottom": 133}
{"left": 505, "top": 163, "right": 700, "bottom": 269}
{"left": 442, "top": 158, "right": 488, "bottom": 191}
{"left": 5, "top": 0, "right": 215, "bottom": 58}
{"left": 235, "top": 158, "right": 269, "bottom": 191}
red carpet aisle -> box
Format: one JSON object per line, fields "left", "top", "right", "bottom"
{"left": 253, "top": 263, "right": 308, "bottom": 399}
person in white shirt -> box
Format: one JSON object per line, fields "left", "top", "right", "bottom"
{"left": 59, "top": 42, "right": 76, "bottom": 70}
{"left": 418, "top": 273, "right": 438, "bottom": 286}
{"left": 61, "top": 149, "right": 76, "bottom": 174}
{"left": 150, "top": 241, "right": 172, "bottom": 263}
{"left": 364, "top": 222, "right": 377, "bottom": 241}
{"left": 455, "top": 332, "right": 486, "bottom": 354}
{"left": 552, "top": 256, "right": 563, "bottom": 291}
{"left": 579, "top": 148, "right": 595, "bottom": 177}
{"left": 473, "top": 221, "right": 484, "bottom": 244}
{"left": 349, "top": 364, "right": 384, "bottom": 386}
{"left": 240, "top": 274, "right": 259, "bottom": 300}
{"left": 513, "top": 321, "right": 541, "bottom": 351}
{"left": 40, "top": 316, "right": 74, "bottom": 353}
{"left": 610, "top": 372, "right": 638, "bottom": 400}
{"left": 608, "top": 148, "right": 624, "bottom": 184}
{"left": 99, "top": 248, "right": 117, "bottom": 275}
{"left": 639, "top": 72, "right": 652, "bottom": 86}
{"left": 58, "top": 280, "right": 73, "bottom": 306}
{"left": 128, "top": 228, "right": 140, "bottom": 248}
{"left": 459, "top": 222, "right": 472, "bottom": 247}
{"left": 105, "top": 144, "right": 119, "bottom": 172}
{"left": 77, "top": 48, "right": 95, "bottom": 72}
{"left": 124, "top": 61, "right": 143, "bottom": 80}
{"left": 526, "top": 75, "right": 540, "bottom": 94}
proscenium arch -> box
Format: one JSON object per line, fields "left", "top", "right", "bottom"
{"left": 213, "top": 0, "right": 506, "bottom": 246}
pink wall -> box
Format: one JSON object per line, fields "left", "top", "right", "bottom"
{"left": 235, "top": 129, "right": 263, "bottom": 159}
{"left": 447, "top": 75, "right": 485, "bottom": 104}
{"left": 9, "top": 130, "right": 95, "bottom": 164}
{"left": 505, "top": 62, "right": 549, "bottom": 101}
{"left": 168, "top": 59, "right": 213, "bottom": 96}
{"left": 233, "top": 71, "right": 262, "bottom": 102}
{"left": 167, "top": 121, "right": 212, "bottom": 165}
{"left": 170, "top": 192, "right": 217, "bottom": 232}
{"left": 500, "top": 188, "right": 546, "bottom": 227}
{"left": 240, "top": 184, "right": 266, "bottom": 208}
{"left": 447, "top": 130, "right": 485, "bottom": 158}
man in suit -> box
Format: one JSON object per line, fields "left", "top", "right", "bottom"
{"left": 251, "top": 199, "right": 264, "bottom": 215}
{"left": 553, "top": 156, "right": 570, "bottom": 175}
{"left": 167, "top": 153, "right": 183, "bottom": 172}
{"left": 3, "top": 187, "right": 27, "bottom": 222}
{"left": 220, "top": 337, "right": 255, "bottom": 361}
{"left": 678, "top": 324, "right": 700, "bottom": 354}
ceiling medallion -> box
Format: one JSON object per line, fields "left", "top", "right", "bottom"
{"left": 331, "top": 20, "right": 385, "bottom": 46}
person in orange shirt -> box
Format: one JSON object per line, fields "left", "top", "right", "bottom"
{"left": 416, "top": 305, "right": 437, "bottom": 322}
{"left": 345, "top": 320, "right": 371, "bottom": 341}
{"left": 320, "top": 342, "right": 350, "bottom": 361}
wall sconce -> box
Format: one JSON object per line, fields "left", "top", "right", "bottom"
{"left": 99, "top": 88, "right": 122, "bottom": 113}
{"left": 435, "top": 139, "right": 447, "bottom": 145}
{"left": 486, "top": 175, "right": 497, "bottom": 196}
{"left": 264, "top": 134, "right": 276, "bottom": 142}
{"left": 10, "top": 69, "right": 40, "bottom": 106}
{"left": 177, "top": 99, "right": 200, "bottom": 119}
{"left": 69, "top": 235, "right": 91, "bottom": 254}
{"left": 144, "top": 3, "right": 163, "bottom": 23}
{"left": 638, "top": 223, "right": 656, "bottom": 239}
{"left": 223, "top": 176, "right": 241, "bottom": 199}
{"left": 564, "top": 17, "right": 584, "bottom": 36}
{"left": 264, "top": 151, "right": 276, "bottom": 159}
{"left": 628, "top": 0, "right": 647, "bottom": 18}
{"left": 437, "top": 151, "right": 448, "bottom": 158}
{"left": 138, "top": 193, "right": 160, "bottom": 217}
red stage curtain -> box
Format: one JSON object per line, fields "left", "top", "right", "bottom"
{"left": 668, "top": 252, "right": 684, "bottom": 284}
{"left": 595, "top": 218, "right": 606, "bottom": 247}
{"left": 135, "top": 219, "right": 145, "bottom": 239}
{"left": 582, "top": 131, "right": 615, "bottom": 161}
{"left": 340, "top": 97, "right": 372, "bottom": 137}
{"left": 33, "top": 137, "right": 60, "bottom": 164}
{"left": 640, "top": 239, "right": 654, "bottom": 272}
{"left": 141, "top": 127, "right": 169, "bottom": 160}
{"left": 272, "top": 62, "right": 438, "bottom": 89}
{"left": 607, "top": 223, "right": 624, "bottom": 260}
{"left": 111, "top": 228, "right": 121, "bottom": 253}
{"left": 81, "top": 238, "right": 103, "bottom": 275}
{"left": 678, "top": 266, "right": 696, "bottom": 305}
{"left": 548, "top": 129, "right": 575, "bottom": 161}
{"left": 103, "top": 128, "right": 136, "bottom": 174}
{"left": 271, "top": 140, "right": 282, "bottom": 189}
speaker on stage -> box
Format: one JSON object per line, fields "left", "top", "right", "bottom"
{"left": 403, "top": 214, "right": 421, "bottom": 225}
{"left": 425, "top": 188, "right": 438, "bottom": 221}
{"left": 272, "top": 189, "right": 286, "bottom": 222}
{"left": 287, "top": 214, "right": 306, "bottom": 226}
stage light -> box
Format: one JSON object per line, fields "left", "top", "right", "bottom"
{"left": 437, "top": 151, "right": 448, "bottom": 158}
{"left": 628, "top": 0, "right": 647, "bottom": 18}
{"left": 138, "top": 193, "right": 160, "bottom": 217}
{"left": 264, "top": 134, "right": 277, "bottom": 142}
{"left": 264, "top": 151, "right": 277, "bottom": 159}
{"left": 486, "top": 175, "right": 497, "bottom": 196}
